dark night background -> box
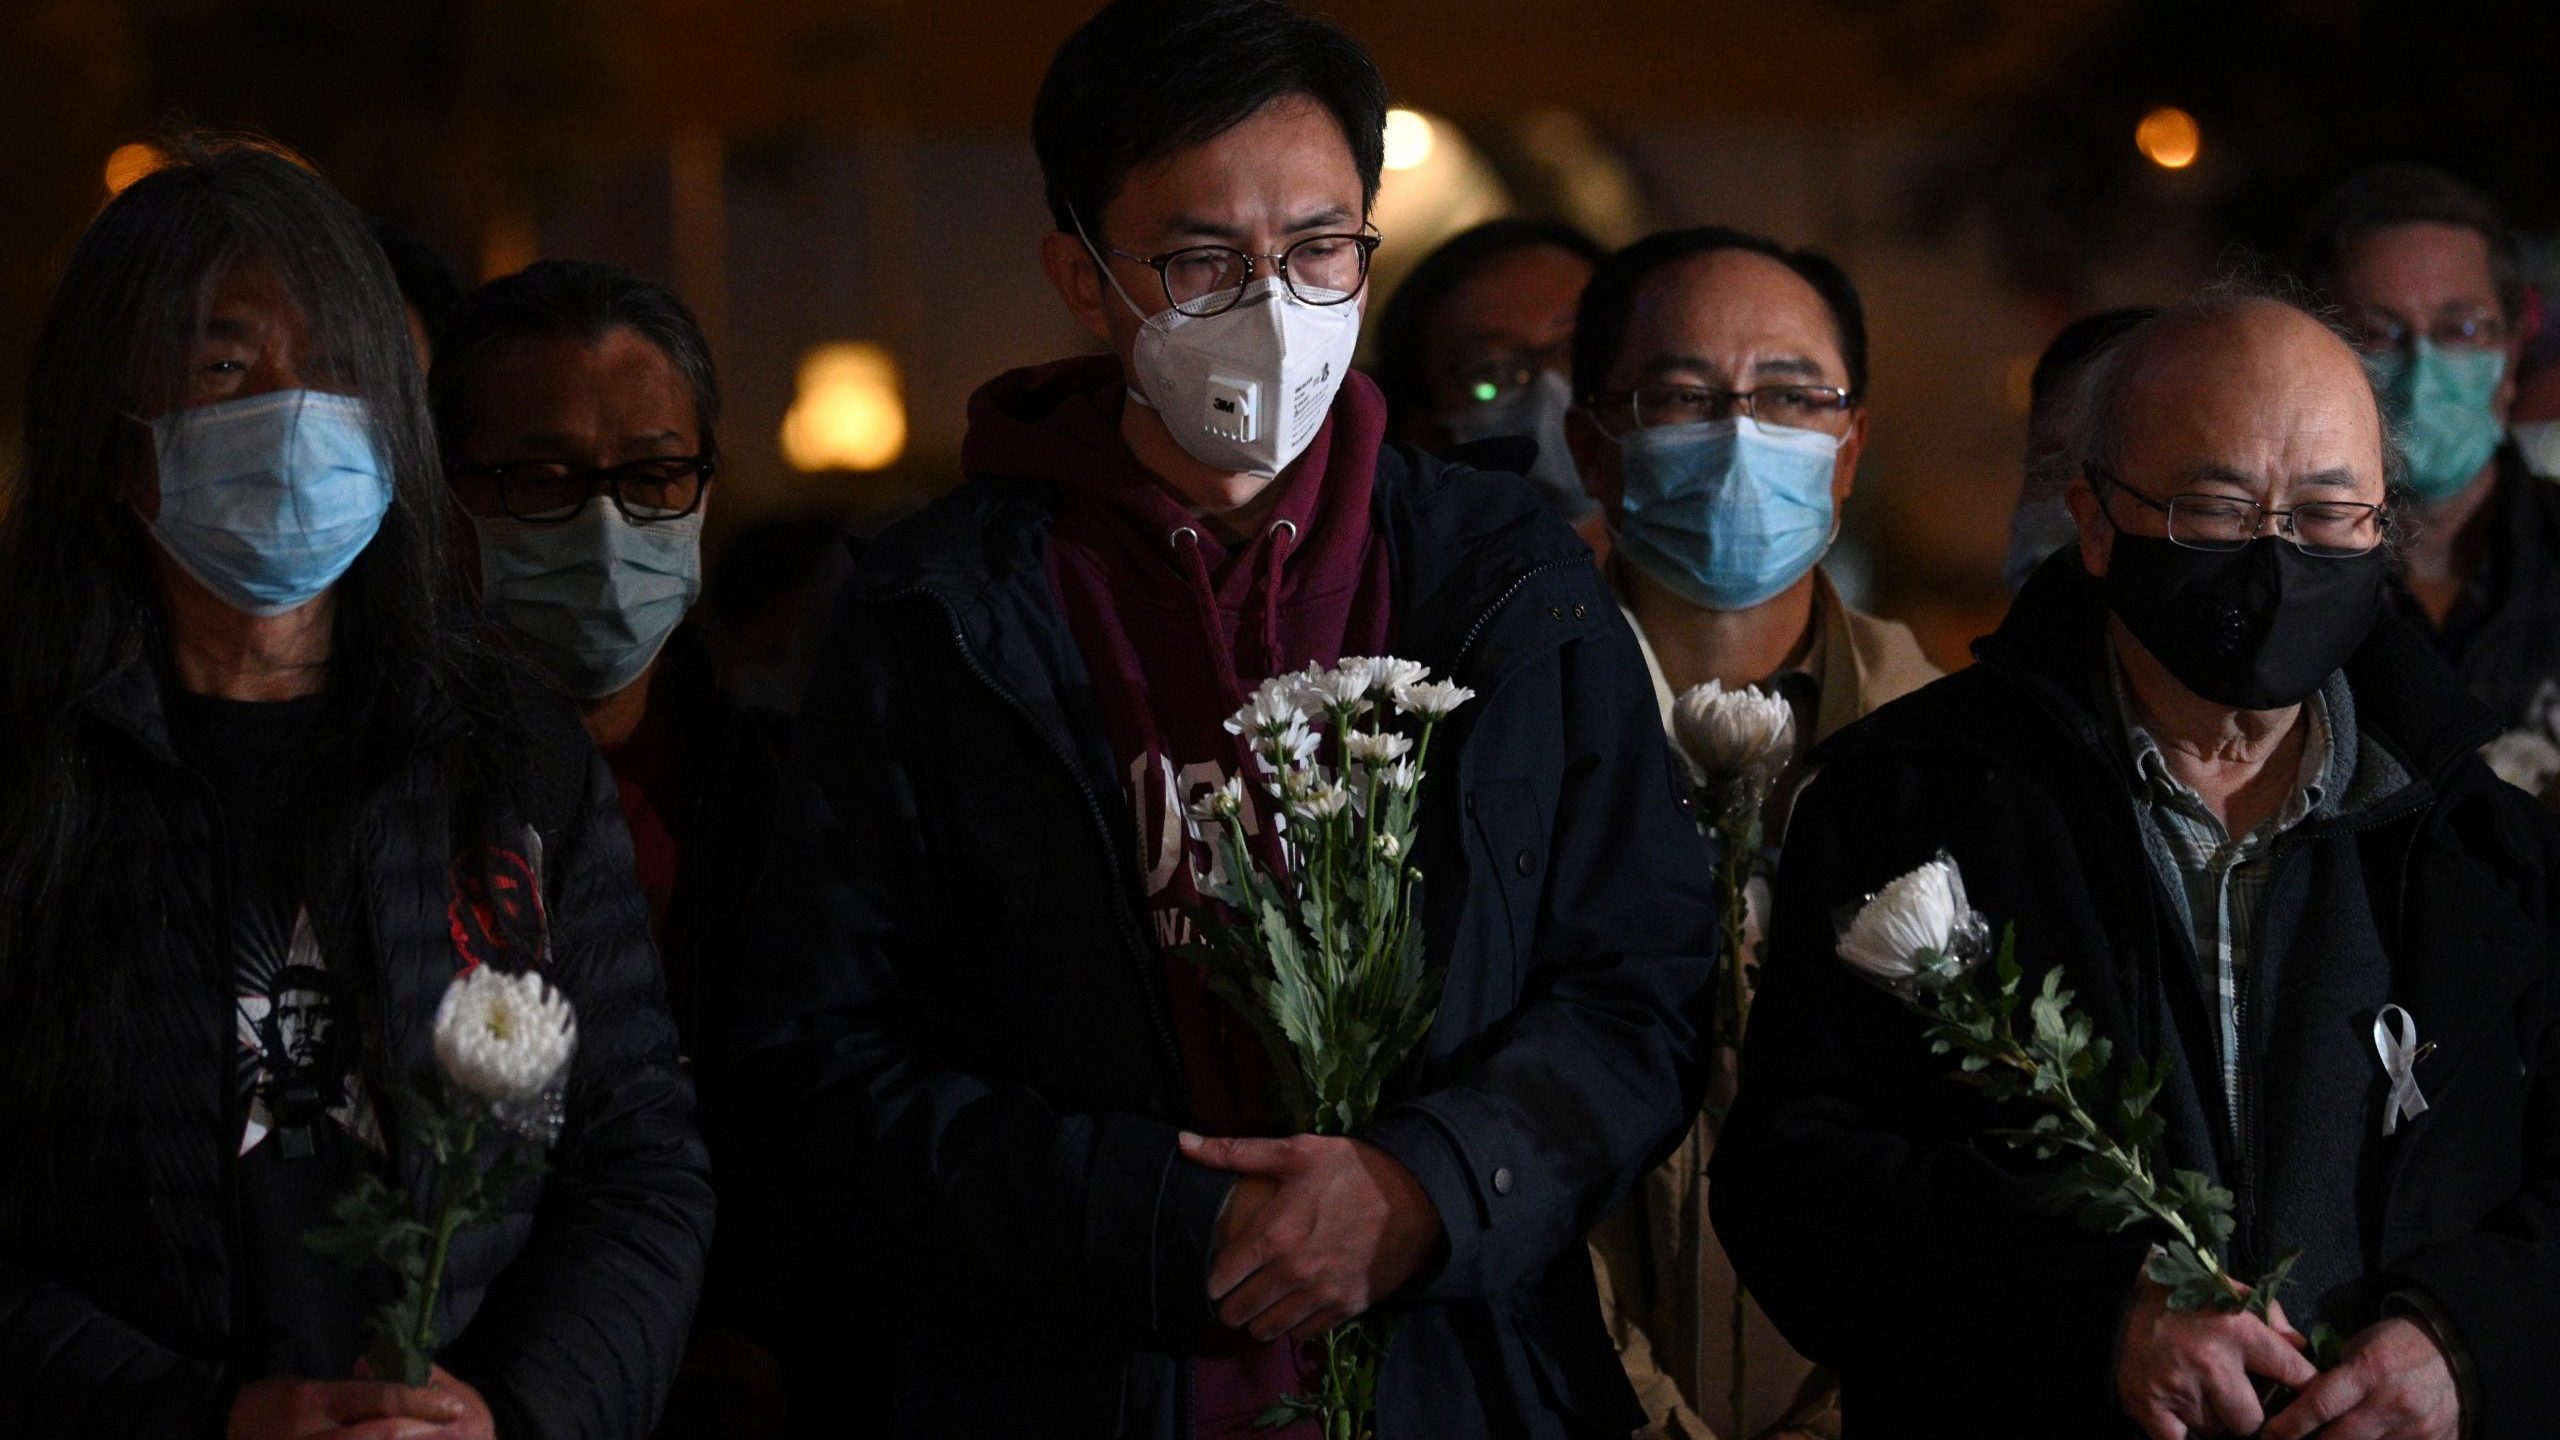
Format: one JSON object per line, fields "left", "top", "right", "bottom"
{"left": 4, "top": 0, "right": 2555, "bottom": 659}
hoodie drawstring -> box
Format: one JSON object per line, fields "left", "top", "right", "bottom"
{"left": 1168, "top": 519, "right": 1299, "bottom": 717}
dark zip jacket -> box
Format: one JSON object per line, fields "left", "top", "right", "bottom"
{"left": 0, "top": 658, "right": 714, "bottom": 1440}
{"left": 735, "top": 446, "right": 1719, "bottom": 1437}
{"left": 2390, "top": 444, "right": 2560, "bottom": 735}
{"left": 1713, "top": 553, "right": 2560, "bottom": 1438}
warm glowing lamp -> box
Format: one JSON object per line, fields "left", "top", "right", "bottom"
{"left": 2135, "top": 107, "right": 2202, "bottom": 170}
{"left": 104, "top": 143, "right": 163, "bottom": 196}
{"left": 780, "top": 341, "right": 907, "bottom": 473}
{"left": 1383, "top": 108, "right": 1438, "bottom": 172}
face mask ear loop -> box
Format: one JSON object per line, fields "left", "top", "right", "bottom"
{"left": 1068, "top": 207, "right": 1161, "bottom": 332}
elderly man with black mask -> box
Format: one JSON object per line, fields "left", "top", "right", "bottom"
{"left": 1715, "top": 288, "right": 2560, "bottom": 1440}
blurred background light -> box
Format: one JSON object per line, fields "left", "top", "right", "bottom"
{"left": 1382, "top": 107, "right": 1437, "bottom": 171}
{"left": 102, "top": 142, "right": 161, "bottom": 196}
{"left": 780, "top": 341, "right": 906, "bottom": 473}
{"left": 2136, "top": 106, "right": 2201, "bottom": 169}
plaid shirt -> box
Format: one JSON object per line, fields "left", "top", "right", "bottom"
{"left": 2110, "top": 656, "right": 2354, "bottom": 1150}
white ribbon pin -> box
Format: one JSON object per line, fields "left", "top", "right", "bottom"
{"left": 2373, "top": 1004, "right": 2436, "bottom": 1137}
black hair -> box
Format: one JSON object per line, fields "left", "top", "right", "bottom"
{"left": 2294, "top": 163, "right": 2526, "bottom": 322}
{"left": 1572, "top": 225, "right": 1869, "bottom": 404}
{"left": 1032, "top": 0, "right": 1387, "bottom": 242}
{"left": 430, "top": 259, "right": 722, "bottom": 465}
{"left": 368, "top": 215, "right": 467, "bottom": 342}
{"left": 2030, "top": 307, "right": 2158, "bottom": 412}
{"left": 0, "top": 135, "right": 527, "bottom": 1212}
{"left": 1371, "top": 218, "right": 1604, "bottom": 422}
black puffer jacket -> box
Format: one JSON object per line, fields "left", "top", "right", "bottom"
{"left": 1714, "top": 554, "right": 2560, "bottom": 1438}
{"left": 736, "top": 445, "right": 1720, "bottom": 1438}
{"left": 0, "top": 658, "right": 714, "bottom": 1440}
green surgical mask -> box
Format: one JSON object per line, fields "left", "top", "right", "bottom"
{"left": 2366, "top": 340, "right": 2506, "bottom": 503}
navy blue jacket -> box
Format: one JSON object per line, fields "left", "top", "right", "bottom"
{"left": 737, "top": 446, "right": 1719, "bottom": 1437}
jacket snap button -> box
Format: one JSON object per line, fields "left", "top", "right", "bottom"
{"left": 1464, "top": 792, "right": 1478, "bottom": 818}
{"left": 1572, "top": 603, "right": 1588, "bottom": 619}
{"left": 1548, "top": 605, "right": 1565, "bottom": 620}
{"left": 1514, "top": 848, "right": 1536, "bottom": 877}
{"left": 1491, "top": 1166, "right": 1514, "bottom": 1196}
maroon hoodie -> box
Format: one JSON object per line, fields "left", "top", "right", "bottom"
{"left": 960, "top": 354, "right": 1393, "bottom": 1435}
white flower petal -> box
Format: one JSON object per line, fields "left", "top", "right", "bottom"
{"left": 1837, "top": 857, "right": 1969, "bottom": 985}
{"left": 433, "top": 967, "right": 579, "bottom": 1107}
{"left": 1671, "top": 680, "right": 1797, "bottom": 780}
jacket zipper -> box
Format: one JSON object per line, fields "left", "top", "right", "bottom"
{"left": 1451, "top": 555, "right": 1583, "bottom": 672}
{"left": 899, "top": 588, "right": 1189, "bottom": 1114}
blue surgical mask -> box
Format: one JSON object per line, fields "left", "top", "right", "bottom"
{"left": 1615, "top": 414, "right": 1841, "bottom": 611}
{"left": 1440, "top": 370, "right": 1596, "bottom": 521}
{"left": 140, "top": 390, "right": 393, "bottom": 616}
{"left": 2366, "top": 340, "right": 2507, "bottom": 502}
{"left": 471, "top": 502, "right": 703, "bottom": 699}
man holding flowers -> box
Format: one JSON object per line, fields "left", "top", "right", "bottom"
{"left": 1563, "top": 226, "right": 1941, "bottom": 1440}
{"left": 1715, "top": 288, "right": 2560, "bottom": 1439}
{"left": 737, "top": 3, "right": 1717, "bottom": 1436}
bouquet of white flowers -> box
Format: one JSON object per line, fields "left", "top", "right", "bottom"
{"left": 1185, "top": 656, "right": 1471, "bottom": 1438}
{"left": 1836, "top": 855, "right": 2336, "bottom": 1360}
{"left": 306, "top": 965, "right": 578, "bottom": 1386}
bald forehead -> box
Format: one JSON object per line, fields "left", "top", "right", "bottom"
{"left": 1609, "top": 248, "right": 1846, "bottom": 392}
{"left": 2113, "top": 300, "right": 2387, "bottom": 500}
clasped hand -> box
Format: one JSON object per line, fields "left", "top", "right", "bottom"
{"left": 1181, "top": 1131, "right": 1443, "bottom": 1344}
{"left": 229, "top": 1364, "right": 496, "bottom": 1440}
{"left": 2119, "top": 1273, "right": 2458, "bottom": 1440}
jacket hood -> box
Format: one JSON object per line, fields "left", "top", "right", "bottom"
{"left": 959, "top": 355, "right": 1154, "bottom": 494}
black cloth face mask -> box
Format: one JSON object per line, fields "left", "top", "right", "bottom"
{"left": 2099, "top": 530, "right": 2386, "bottom": 711}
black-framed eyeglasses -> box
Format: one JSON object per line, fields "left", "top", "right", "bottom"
{"left": 1105, "top": 232, "right": 1382, "bottom": 318}
{"left": 1587, "top": 382, "right": 1859, "bottom": 433}
{"left": 2344, "top": 307, "right": 2508, "bottom": 354}
{"left": 2088, "top": 465, "right": 2383, "bottom": 558}
{"left": 449, "top": 455, "right": 715, "bottom": 525}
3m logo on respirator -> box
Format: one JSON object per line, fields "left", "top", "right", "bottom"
{"left": 1205, "top": 374, "right": 1261, "bottom": 443}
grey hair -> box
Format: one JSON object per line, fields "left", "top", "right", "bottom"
{"left": 2069, "top": 262, "right": 2414, "bottom": 543}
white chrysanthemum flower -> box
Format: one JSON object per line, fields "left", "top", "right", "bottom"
{"left": 1837, "top": 857, "right": 1979, "bottom": 989}
{"left": 1226, "top": 682, "right": 1308, "bottom": 739}
{"left": 1671, "top": 679, "right": 1797, "bottom": 782}
{"left": 1374, "top": 832, "right": 1403, "bottom": 861}
{"left": 1259, "top": 717, "right": 1322, "bottom": 771}
{"left": 2482, "top": 729, "right": 2560, "bottom": 796}
{"left": 1362, "top": 657, "right": 1428, "bottom": 697}
{"left": 1376, "top": 758, "right": 1419, "bottom": 792}
{"left": 1392, "top": 679, "right": 1476, "bottom": 720}
{"left": 1341, "top": 730, "right": 1414, "bottom": 765}
{"left": 433, "top": 967, "right": 578, "bottom": 1107}
{"left": 1288, "top": 779, "right": 1353, "bottom": 822}
{"left": 1188, "top": 773, "right": 1249, "bottom": 822}
{"left": 1300, "top": 664, "right": 1375, "bottom": 715}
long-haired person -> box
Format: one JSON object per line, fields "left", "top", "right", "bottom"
{"left": 0, "top": 138, "right": 710, "bottom": 1439}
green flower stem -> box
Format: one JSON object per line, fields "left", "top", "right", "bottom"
{"left": 1937, "top": 976, "right": 2232, "bottom": 1292}
{"left": 1704, "top": 778, "right": 1767, "bottom": 1438}
{"left": 407, "top": 1109, "right": 481, "bottom": 1379}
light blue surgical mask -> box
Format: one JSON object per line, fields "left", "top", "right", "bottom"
{"left": 471, "top": 502, "right": 703, "bottom": 699}
{"left": 2366, "top": 340, "right": 2507, "bottom": 502}
{"left": 140, "top": 389, "right": 393, "bottom": 616}
{"left": 1440, "top": 370, "right": 1596, "bottom": 521}
{"left": 1615, "top": 414, "right": 1842, "bottom": 611}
